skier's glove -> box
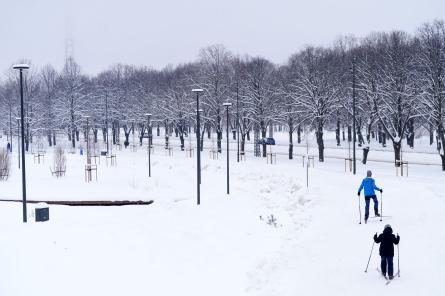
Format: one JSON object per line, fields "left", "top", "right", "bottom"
{"left": 374, "top": 233, "right": 377, "bottom": 240}
{"left": 357, "top": 192, "right": 361, "bottom": 196}
{"left": 379, "top": 189, "right": 383, "bottom": 193}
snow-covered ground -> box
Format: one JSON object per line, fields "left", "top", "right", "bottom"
{"left": 0, "top": 132, "right": 444, "bottom": 295}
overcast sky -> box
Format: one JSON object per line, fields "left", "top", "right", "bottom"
{"left": 1, "top": 0, "right": 444, "bottom": 77}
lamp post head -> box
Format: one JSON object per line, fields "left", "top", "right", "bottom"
{"left": 223, "top": 102, "right": 232, "bottom": 107}
{"left": 16, "top": 117, "right": 21, "bottom": 120}
{"left": 192, "top": 89, "right": 204, "bottom": 93}
{"left": 145, "top": 113, "right": 152, "bottom": 117}
{"left": 12, "top": 64, "right": 30, "bottom": 70}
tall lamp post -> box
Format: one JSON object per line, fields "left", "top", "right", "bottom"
{"left": 145, "top": 113, "right": 152, "bottom": 178}
{"left": 16, "top": 117, "right": 21, "bottom": 169}
{"left": 13, "top": 63, "right": 30, "bottom": 223}
{"left": 223, "top": 102, "right": 232, "bottom": 195}
{"left": 192, "top": 89, "right": 203, "bottom": 205}
{"left": 105, "top": 93, "right": 109, "bottom": 155}
{"left": 352, "top": 57, "right": 357, "bottom": 175}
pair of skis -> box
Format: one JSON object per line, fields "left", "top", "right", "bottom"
{"left": 377, "top": 268, "right": 400, "bottom": 285}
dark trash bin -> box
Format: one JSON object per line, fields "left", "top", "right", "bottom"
{"left": 35, "top": 203, "right": 49, "bottom": 222}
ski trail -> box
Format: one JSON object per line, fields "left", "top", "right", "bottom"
{"left": 246, "top": 162, "right": 445, "bottom": 296}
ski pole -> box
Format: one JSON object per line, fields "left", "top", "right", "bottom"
{"left": 364, "top": 241, "right": 375, "bottom": 272}
{"left": 397, "top": 236, "right": 400, "bottom": 277}
{"left": 358, "top": 195, "right": 362, "bottom": 224}
{"left": 380, "top": 191, "right": 383, "bottom": 222}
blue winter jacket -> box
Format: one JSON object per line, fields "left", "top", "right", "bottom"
{"left": 358, "top": 177, "right": 381, "bottom": 197}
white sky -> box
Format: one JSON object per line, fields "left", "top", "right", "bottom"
{"left": 1, "top": 0, "right": 444, "bottom": 76}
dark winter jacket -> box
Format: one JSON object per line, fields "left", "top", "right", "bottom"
{"left": 373, "top": 227, "right": 400, "bottom": 257}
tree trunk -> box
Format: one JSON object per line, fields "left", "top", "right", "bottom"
{"left": 241, "top": 134, "right": 246, "bottom": 154}
{"left": 430, "top": 123, "right": 434, "bottom": 145}
{"left": 72, "top": 129, "right": 76, "bottom": 148}
{"left": 335, "top": 119, "right": 340, "bottom": 146}
{"left": 261, "top": 127, "right": 267, "bottom": 158}
{"left": 393, "top": 141, "right": 401, "bottom": 166}
{"left": 180, "top": 134, "right": 185, "bottom": 150}
{"left": 297, "top": 125, "right": 301, "bottom": 144}
{"left": 347, "top": 126, "right": 352, "bottom": 142}
{"left": 362, "top": 147, "right": 370, "bottom": 164}
{"left": 289, "top": 130, "right": 293, "bottom": 160}
{"left": 124, "top": 132, "right": 130, "bottom": 148}
{"left": 316, "top": 125, "right": 324, "bottom": 162}
{"left": 47, "top": 132, "right": 52, "bottom": 147}
{"left": 217, "top": 130, "right": 222, "bottom": 153}
{"left": 441, "top": 154, "right": 445, "bottom": 171}
{"left": 378, "top": 124, "right": 382, "bottom": 144}
{"left": 53, "top": 133, "right": 56, "bottom": 146}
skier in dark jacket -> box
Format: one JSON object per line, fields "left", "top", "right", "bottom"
{"left": 374, "top": 224, "right": 400, "bottom": 279}
{"left": 358, "top": 170, "right": 382, "bottom": 223}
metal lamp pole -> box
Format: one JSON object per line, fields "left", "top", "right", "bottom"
{"left": 236, "top": 87, "right": 240, "bottom": 163}
{"left": 16, "top": 117, "right": 20, "bottom": 169}
{"left": 13, "top": 64, "right": 30, "bottom": 223}
{"left": 105, "top": 93, "right": 109, "bottom": 155}
{"left": 352, "top": 57, "right": 357, "bottom": 175}
{"left": 223, "top": 102, "right": 232, "bottom": 195}
{"left": 192, "top": 89, "right": 203, "bottom": 205}
{"left": 145, "top": 113, "right": 152, "bottom": 178}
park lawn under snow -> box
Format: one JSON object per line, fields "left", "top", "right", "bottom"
{"left": 0, "top": 137, "right": 444, "bottom": 296}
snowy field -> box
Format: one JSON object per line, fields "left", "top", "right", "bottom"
{"left": 0, "top": 132, "right": 444, "bottom": 296}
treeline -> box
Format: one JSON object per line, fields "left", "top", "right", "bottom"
{"left": 0, "top": 20, "right": 444, "bottom": 170}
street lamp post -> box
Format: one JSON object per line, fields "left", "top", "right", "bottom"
{"left": 352, "top": 57, "right": 357, "bottom": 175}
{"left": 13, "top": 63, "right": 30, "bottom": 223}
{"left": 16, "top": 117, "right": 20, "bottom": 169}
{"left": 223, "top": 102, "right": 232, "bottom": 195}
{"left": 192, "top": 89, "right": 203, "bottom": 205}
{"left": 145, "top": 113, "right": 152, "bottom": 178}
{"left": 236, "top": 90, "right": 240, "bottom": 163}
{"left": 105, "top": 93, "right": 109, "bottom": 155}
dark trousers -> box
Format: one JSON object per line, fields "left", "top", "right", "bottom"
{"left": 364, "top": 195, "right": 378, "bottom": 219}
{"left": 381, "top": 256, "right": 394, "bottom": 277}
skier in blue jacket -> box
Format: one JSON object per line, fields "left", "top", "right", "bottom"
{"left": 357, "top": 170, "right": 382, "bottom": 223}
